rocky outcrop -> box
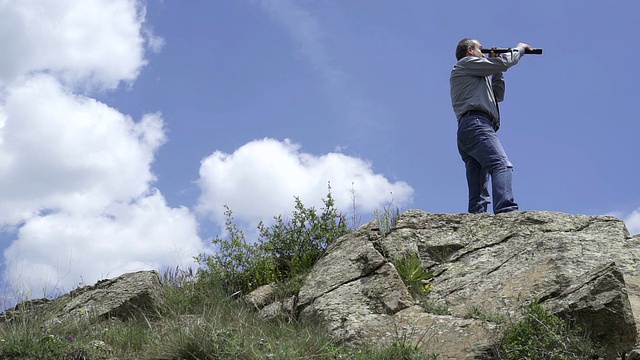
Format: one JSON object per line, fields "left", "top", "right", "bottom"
{"left": 296, "top": 210, "right": 640, "bottom": 359}
{"left": 4, "top": 210, "right": 639, "bottom": 359}
{"left": 2, "top": 270, "right": 163, "bottom": 326}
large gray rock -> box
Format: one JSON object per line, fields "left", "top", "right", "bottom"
{"left": 393, "top": 305, "right": 497, "bottom": 360}
{"left": 2, "top": 270, "right": 163, "bottom": 326}
{"left": 298, "top": 229, "right": 415, "bottom": 344}
{"left": 244, "top": 283, "right": 296, "bottom": 321}
{"left": 298, "top": 210, "right": 640, "bottom": 359}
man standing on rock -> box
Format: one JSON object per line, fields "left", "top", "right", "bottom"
{"left": 450, "top": 38, "right": 533, "bottom": 214}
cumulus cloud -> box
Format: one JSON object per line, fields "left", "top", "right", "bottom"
{"left": 4, "top": 191, "right": 202, "bottom": 297}
{"left": 0, "top": 1, "right": 411, "bottom": 300}
{"left": 197, "top": 138, "right": 414, "bottom": 228}
{"left": 0, "top": 1, "right": 201, "bottom": 299}
{"left": 0, "top": 0, "right": 147, "bottom": 90}
{"left": 0, "top": 75, "right": 163, "bottom": 222}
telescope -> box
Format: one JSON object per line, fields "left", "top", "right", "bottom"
{"left": 481, "top": 48, "right": 543, "bottom": 55}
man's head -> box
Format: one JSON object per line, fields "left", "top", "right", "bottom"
{"left": 455, "top": 38, "right": 484, "bottom": 60}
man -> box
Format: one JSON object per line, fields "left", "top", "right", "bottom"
{"left": 450, "top": 38, "right": 532, "bottom": 214}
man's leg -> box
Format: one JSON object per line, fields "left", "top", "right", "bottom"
{"left": 458, "top": 115, "right": 518, "bottom": 214}
{"left": 458, "top": 119, "right": 490, "bottom": 213}
{"left": 459, "top": 147, "right": 490, "bottom": 213}
{"left": 490, "top": 161, "right": 517, "bottom": 214}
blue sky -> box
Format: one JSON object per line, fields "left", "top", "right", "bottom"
{"left": 1, "top": 0, "right": 639, "bottom": 303}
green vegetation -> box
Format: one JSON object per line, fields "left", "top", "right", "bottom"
{"left": 374, "top": 200, "right": 401, "bottom": 238}
{"left": 496, "top": 301, "right": 602, "bottom": 359}
{"left": 466, "top": 306, "right": 508, "bottom": 324}
{"left": 195, "top": 185, "right": 349, "bottom": 297}
{"left": 392, "top": 253, "right": 434, "bottom": 297}
{"left": 371, "top": 342, "right": 437, "bottom": 360}
{"left": 0, "top": 272, "right": 437, "bottom": 359}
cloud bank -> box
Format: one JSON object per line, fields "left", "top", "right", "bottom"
{"left": 0, "top": 0, "right": 202, "bottom": 299}
{"left": 197, "top": 138, "right": 414, "bottom": 228}
{"left": 0, "top": 1, "right": 147, "bottom": 90}
{"left": 0, "top": 1, "right": 416, "bottom": 301}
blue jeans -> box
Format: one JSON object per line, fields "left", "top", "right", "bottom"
{"left": 457, "top": 112, "right": 518, "bottom": 214}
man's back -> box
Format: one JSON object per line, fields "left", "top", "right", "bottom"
{"left": 450, "top": 49, "right": 525, "bottom": 127}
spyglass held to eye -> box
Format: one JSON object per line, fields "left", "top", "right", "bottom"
{"left": 481, "top": 48, "right": 543, "bottom": 55}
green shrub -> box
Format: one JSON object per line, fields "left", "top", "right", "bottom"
{"left": 258, "top": 188, "right": 348, "bottom": 283}
{"left": 497, "top": 301, "right": 602, "bottom": 359}
{"left": 392, "top": 253, "right": 433, "bottom": 297}
{"left": 195, "top": 205, "right": 277, "bottom": 295}
{"left": 196, "top": 185, "right": 350, "bottom": 296}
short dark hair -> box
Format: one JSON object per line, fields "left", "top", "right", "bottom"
{"left": 456, "top": 38, "right": 476, "bottom": 61}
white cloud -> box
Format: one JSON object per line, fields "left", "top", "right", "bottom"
{"left": 0, "top": 75, "right": 205, "bottom": 296}
{"left": 143, "top": 26, "right": 166, "bottom": 54}
{"left": 0, "top": 0, "right": 147, "bottom": 90}
{"left": 0, "top": 1, "right": 203, "bottom": 299}
{"left": 4, "top": 191, "right": 203, "bottom": 297}
{"left": 0, "top": 75, "right": 163, "bottom": 223}
{"left": 623, "top": 209, "right": 640, "bottom": 235}
{"left": 197, "top": 138, "right": 414, "bottom": 228}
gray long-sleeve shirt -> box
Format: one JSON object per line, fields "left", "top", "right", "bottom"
{"left": 450, "top": 47, "right": 525, "bottom": 130}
